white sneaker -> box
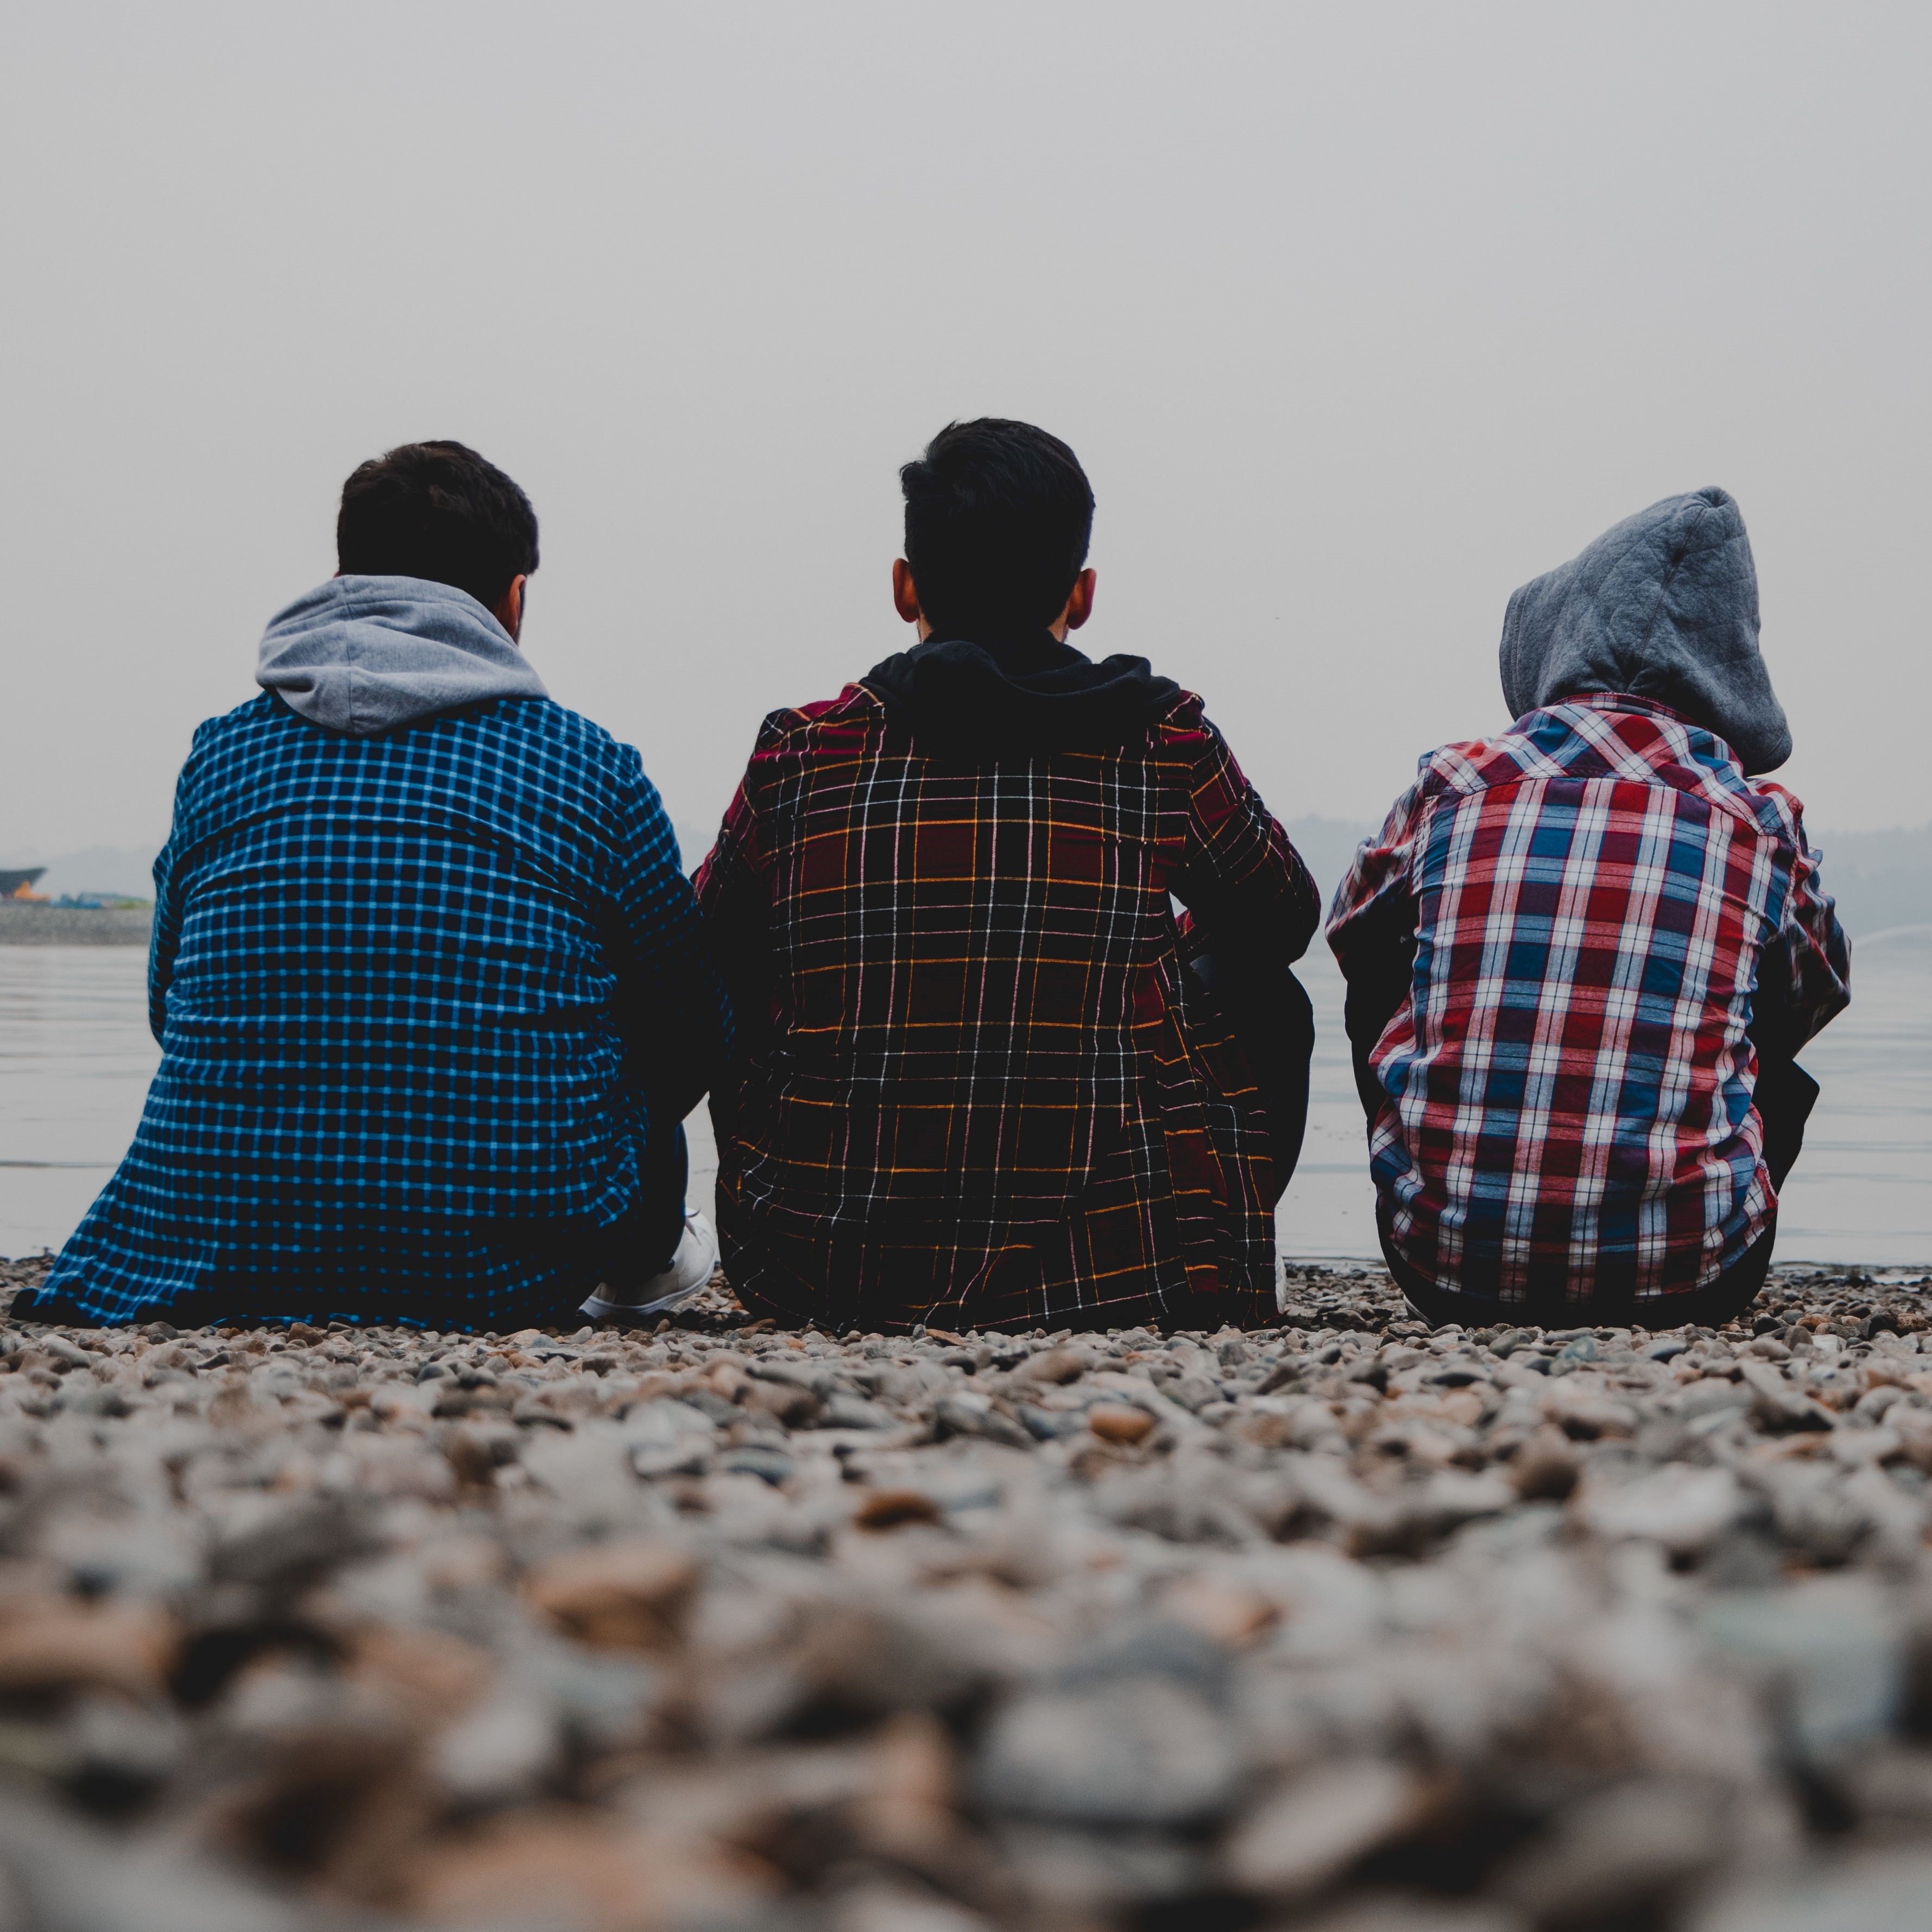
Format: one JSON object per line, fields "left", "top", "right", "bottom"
{"left": 579, "top": 1210, "right": 719, "bottom": 1325}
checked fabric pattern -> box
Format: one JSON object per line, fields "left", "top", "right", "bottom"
{"left": 32, "top": 692, "right": 729, "bottom": 1330}
{"left": 694, "top": 683, "right": 1319, "bottom": 1334}
{"left": 1328, "top": 694, "right": 1850, "bottom": 1307}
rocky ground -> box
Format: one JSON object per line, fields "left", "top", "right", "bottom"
{"left": 0, "top": 1255, "right": 1929, "bottom": 1929}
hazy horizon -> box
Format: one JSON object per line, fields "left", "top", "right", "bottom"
{"left": 5, "top": 3, "right": 1927, "bottom": 853}
{"left": 12, "top": 816, "right": 1932, "bottom": 944}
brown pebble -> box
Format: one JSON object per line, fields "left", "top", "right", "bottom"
{"left": 0, "top": 1600, "right": 176, "bottom": 1702}
{"left": 346, "top": 1622, "right": 495, "bottom": 1729}
{"left": 443, "top": 1426, "right": 498, "bottom": 1490}
{"left": 524, "top": 1538, "right": 700, "bottom": 1652}
{"left": 401, "top": 1808, "right": 752, "bottom": 1929}
{"left": 1161, "top": 1576, "right": 1279, "bottom": 1647}
{"left": 742, "top": 1379, "right": 818, "bottom": 1426}
{"left": 1014, "top": 1347, "right": 1087, "bottom": 1386}
{"left": 854, "top": 1487, "right": 945, "bottom": 1531}
{"left": 1087, "top": 1403, "right": 1156, "bottom": 1445}
{"left": 1512, "top": 1431, "right": 1581, "bottom": 1501}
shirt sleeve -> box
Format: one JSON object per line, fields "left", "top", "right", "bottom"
{"left": 692, "top": 759, "right": 772, "bottom": 1069}
{"left": 604, "top": 752, "right": 735, "bottom": 1129}
{"left": 1170, "top": 716, "right": 1321, "bottom": 963}
{"left": 1325, "top": 778, "right": 1429, "bottom": 1117}
{"left": 1765, "top": 795, "right": 1852, "bottom": 1053}
{"left": 1326, "top": 777, "right": 1430, "bottom": 970}
{"left": 147, "top": 842, "right": 181, "bottom": 1046}
{"left": 146, "top": 734, "right": 206, "bottom": 1044}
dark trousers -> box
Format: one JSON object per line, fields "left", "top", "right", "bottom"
{"left": 1368, "top": 1058, "right": 1819, "bottom": 1331}
{"left": 589, "top": 1123, "right": 691, "bottom": 1292}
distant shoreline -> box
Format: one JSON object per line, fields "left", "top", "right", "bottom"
{"left": 0, "top": 905, "right": 151, "bottom": 946}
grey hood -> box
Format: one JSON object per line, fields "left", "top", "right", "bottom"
{"left": 257, "top": 574, "right": 547, "bottom": 736}
{"left": 1498, "top": 487, "right": 1791, "bottom": 774}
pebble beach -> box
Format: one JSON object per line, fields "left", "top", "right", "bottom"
{"left": 0, "top": 1253, "right": 1929, "bottom": 1931}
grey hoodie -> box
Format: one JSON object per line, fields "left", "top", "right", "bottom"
{"left": 257, "top": 574, "right": 548, "bottom": 736}
{"left": 1498, "top": 487, "right": 1791, "bottom": 774}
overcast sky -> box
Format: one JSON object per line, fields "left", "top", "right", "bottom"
{"left": 4, "top": 2, "right": 1927, "bottom": 863}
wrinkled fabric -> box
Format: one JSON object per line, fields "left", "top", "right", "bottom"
{"left": 1499, "top": 488, "right": 1792, "bottom": 774}
{"left": 1328, "top": 696, "right": 1849, "bottom": 1310}
{"left": 23, "top": 689, "right": 729, "bottom": 1330}
{"left": 258, "top": 574, "right": 547, "bottom": 737}
{"left": 696, "top": 681, "right": 1319, "bottom": 1334}
{"left": 863, "top": 628, "right": 1179, "bottom": 756}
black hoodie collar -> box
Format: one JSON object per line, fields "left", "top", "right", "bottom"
{"left": 861, "top": 627, "right": 1180, "bottom": 757}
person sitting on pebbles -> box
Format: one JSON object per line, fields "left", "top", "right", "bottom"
{"left": 693, "top": 417, "right": 1320, "bottom": 1334}
{"left": 20, "top": 441, "right": 731, "bottom": 1332}
{"left": 1329, "top": 487, "right": 1850, "bottom": 1330}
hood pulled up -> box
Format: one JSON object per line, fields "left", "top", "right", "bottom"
{"left": 257, "top": 575, "right": 547, "bottom": 736}
{"left": 1498, "top": 487, "right": 1791, "bottom": 773}
{"left": 862, "top": 628, "right": 1179, "bottom": 757}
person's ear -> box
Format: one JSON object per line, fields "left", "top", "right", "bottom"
{"left": 1062, "top": 568, "right": 1097, "bottom": 633}
{"left": 892, "top": 559, "right": 926, "bottom": 629}
{"left": 494, "top": 574, "right": 527, "bottom": 643}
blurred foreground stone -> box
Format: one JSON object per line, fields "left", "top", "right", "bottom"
{"left": 0, "top": 1252, "right": 1925, "bottom": 1928}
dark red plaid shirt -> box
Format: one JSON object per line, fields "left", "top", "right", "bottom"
{"left": 1328, "top": 695, "right": 1850, "bottom": 1306}
{"left": 694, "top": 681, "right": 1318, "bottom": 1333}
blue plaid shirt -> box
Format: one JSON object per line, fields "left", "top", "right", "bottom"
{"left": 29, "top": 691, "right": 730, "bottom": 1329}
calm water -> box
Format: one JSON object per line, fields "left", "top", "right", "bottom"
{"left": 3, "top": 938, "right": 1928, "bottom": 1264}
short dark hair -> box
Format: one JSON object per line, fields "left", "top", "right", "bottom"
{"left": 336, "top": 440, "right": 539, "bottom": 610}
{"left": 900, "top": 419, "right": 1094, "bottom": 633}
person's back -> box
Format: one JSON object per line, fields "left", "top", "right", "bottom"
{"left": 24, "top": 443, "right": 730, "bottom": 1331}
{"left": 1329, "top": 488, "right": 1850, "bottom": 1325}
{"left": 697, "top": 420, "right": 1318, "bottom": 1334}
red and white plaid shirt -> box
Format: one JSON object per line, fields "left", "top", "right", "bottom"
{"left": 1328, "top": 695, "right": 1849, "bottom": 1306}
